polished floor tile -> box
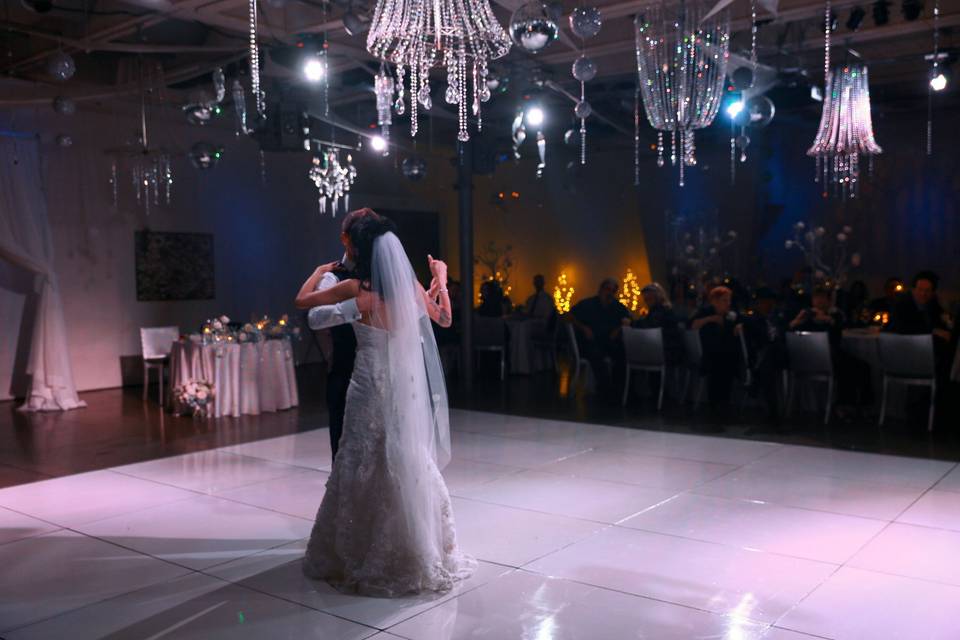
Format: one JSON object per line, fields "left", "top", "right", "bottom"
{"left": 5, "top": 572, "right": 378, "bottom": 640}
{"left": 449, "top": 430, "right": 592, "bottom": 468}
{"left": 0, "top": 530, "right": 189, "bottom": 633}
{"left": 745, "top": 446, "right": 955, "bottom": 489}
{"left": 606, "top": 431, "right": 781, "bottom": 465}
{"left": 220, "top": 431, "right": 335, "bottom": 472}
{"left": 777, "top": 567, "right": 960, "bottom": 639}
{"left": 526, "top": 525, "right": 837, "bottom": 623}
{"left": 0, "top": 469, "right": 196, "bottom": 527}
{"left": 389, "top": 569, "right": 771, "bottom": 640}
{"left": 693, "top": 465, "right": 927, "bottom": 520}
{"left": 450, "top": 497, "right": 604, "bottom": 567}
{"left": 453, "top": 413, "right": 641, "bottom": 449}
{"left": 849, "top": 522, "right": 960, "bottom": 586}
{"left": 0, "top": 505, "right": 61, "bottom": 546}
{"left": 460, "top": 469, "right": 677, "bottom": 523}
{"left": 112, "top": 449, "right": 304, "bottom": 494}
{"left": 75, "top": 494, "right": 313, "bottom": 570}
{"left": 214, "top": 469, "right": 329, "bottom": 520}
{"left": 208, "top": 539, "right": 510, "bottom": 630}
{"left": 439, "top": 458, "right": 524, "bottom": 495}
{"left": 620, "top": 493, "right": 887, "bottom": 564}
{"left": 540, "top": 447, "right": 737, "bottom": 490}
{"left": 934, "top": 463, "right": 960, "bottom": 492}
{"left": 897, "top": 490, "right": 960, "bottom": 531}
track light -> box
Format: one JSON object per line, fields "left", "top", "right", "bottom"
{"left": 370, "top": 135, "right": 388, "bottom": 152}
{"left": 846, "top": 6, "right": 866, "bottom": 31}
{"left": 901, "top": 0, "right": 923, "bottom": 21}
{"left": 872, "top": 0, "right": 890, "bottom": 25}
{"left": 302, "top": 55, "right": 326, "bottom": 82}
{"left": 930, "top": 71, "right": 947, "bottom": 91}
{"left": 525, "top": 106, "right": 545, "bottom": 127}
{"left": 725, "top": 99, "right": 745, "bottom": 120}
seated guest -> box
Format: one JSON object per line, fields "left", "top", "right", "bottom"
{"left": 788, "top": 287, "right": 844, "bottom": 348}
{"left": 524, "top": 274, "right": 556, "bottom": 321}
{"left": 569, "top": 278, "right": 631, "bottom": 402}
{"left": 869, "top": 277, "right": 904, "bottom": 319}
{"left": 887, "top": 270, "right": 953, "bottom": 378}
{"left": 886, "top": 271, "right": 951, "bottom": 341}
{"left": 842, "top": 280, "right": 871, "bottom": 327}
{"left": 477, "top": 280, "right": 507, "bottom": 317}
{"left": 744, "top": 287, "right": 787, "bottom": 421}
{"left": 633, "top": 282, "right": 683, "bottom": 364}
{"left": 691, "top": 286, "right": 742, "bottom": 425}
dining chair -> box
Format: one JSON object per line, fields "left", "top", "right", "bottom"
{"left": 140, "top": 326, "right": 180, "bottom": 405}
{"left": 472, "top": 316, "right": 507, "bottom": 381}
{"left": 622, "top": 327, "right": 666, "bottom": 410}
{"left": 877, "top": 333, "right": 937, "bottom": 432}
{"left": 785, "top": 331, "right": 834, "bottom": 425}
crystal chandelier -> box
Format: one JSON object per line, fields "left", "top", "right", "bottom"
{"left": 366, "top": 0, "right": 512, "bottom": 141}
{"left": 634, "top": 1, "right": 730, "bottom": 186}
{"left": 308, "top": 147, "right": 357, "bottom": 216}
{"left": 806, "top": 0, "right": 881, "bottom": 200}
{"left": 806, "top": 64, "right": 881, "bottom": 199}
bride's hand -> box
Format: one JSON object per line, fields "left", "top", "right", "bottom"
{"left": 314, "top": 261, "right": 339, "bottom": 278}
{"left": 428, "top": 255, "right": 448, "bottom": 284}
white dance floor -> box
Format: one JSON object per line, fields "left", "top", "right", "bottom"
{"left": 2, "top": 409, "right": 960, "bottom": 639}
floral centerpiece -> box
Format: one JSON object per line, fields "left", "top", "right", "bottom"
{"left": 173, "top": 380, "right": 214, "bottom": 417}
{"left": 784, "top": 222, "right": 861, "bottom": 291}
{"left": 242, "top": 315, "right": 301, "bottom": 342}
{"left": 202, "top": 315, "right": 234, "bottom": 344}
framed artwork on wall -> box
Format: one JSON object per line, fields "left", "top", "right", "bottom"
{"left": 134, "top": 231, "right": 215, "bottom": 301}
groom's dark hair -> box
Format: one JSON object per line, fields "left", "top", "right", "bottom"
{"left": 341, "top": 208, "right": 379, "bottom": 235}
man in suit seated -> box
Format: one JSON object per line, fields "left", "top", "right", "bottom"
{"left": 569, "top": 278, "right": 631, "bottom": 403}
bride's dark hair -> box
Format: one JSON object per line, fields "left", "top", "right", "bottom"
{"left": 348, "top": 214, "right": 397, "bottom": 288}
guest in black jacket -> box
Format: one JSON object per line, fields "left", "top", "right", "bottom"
{"left": 692, "top": 286, "right": 742, "bottom": 426}
{"left": 744, "top": 287, "right": 787, "bottom": 421}
{"left": 887, "top": 271, "right": 953, "bottom": 386}
{"left": 788, "top": 287, "right": 844, "bottom": 348}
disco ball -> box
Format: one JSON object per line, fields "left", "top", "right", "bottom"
{"left": 746, "top": 95, "right": 775, "bottom": 127}
{"left": 574, "top": 99, "right": 592, "bottom": 119}
{"left": 730, "top": 66, "right": 755, "bottom": 91}
{"left": 569, "top": 6, "right": 602, "bottom": 39}
{"left": 735, "top": 133, "right": 751, "bottom": 150}
{"left": 509, "top": 1, "right": 559, "bottom": 54}
{"left": 571, "top": 55, "right": 597, "bottom": 82}
{"left": 53, "top": 96, "right": 76, "bottom": 115}
{"left": 46, "top": 51, "right": 76, "bottom": 81}
{"left": 401, "top": 156, "right": 427, "bottom": 181}
{"left": 189, "top": 142, "right": 223, "bottom": 169}
{"left": 55, "top": 134, "right": 73, "bottom": 148}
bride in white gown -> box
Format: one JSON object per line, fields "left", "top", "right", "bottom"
{"left": 294, "top": 215, "right": 475, "bottom": 597}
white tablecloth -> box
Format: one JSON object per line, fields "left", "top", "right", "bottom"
{"left": 169, "top": 339, "right": 299, "bottom": 418}
{"left": 507, "top": 318, "right": 552, "bottom": 375}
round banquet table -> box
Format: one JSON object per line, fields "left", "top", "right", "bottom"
{"left": 169, "top": 338, "right": 299, "bottom": 418}
{"left": 506, "top": 318, "right": 552, "bottom": 375}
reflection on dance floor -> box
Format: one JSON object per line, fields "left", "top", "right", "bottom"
{"left": 1, "top": 409, "right": 959, "bottom": 639}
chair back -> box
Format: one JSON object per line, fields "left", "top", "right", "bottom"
{"left": 683, "top": 329, "right": 702, "bottom": 368}
{"left": 140, "top": 326, "right": 179, "bottom": 360}
{"left": 786, "top": 331, "right": 832, "bottom": 375}
{"left": 878, "top": 333, "right": 935, "bottom": 379}
{"left": 623, "top": 327, "right": 665, "bottom": 367}
{"left": 564, "top": 322, "right": 581, "bottom": 362}
{"left": 472, "top": 316, "right": 506, "bottom": 348}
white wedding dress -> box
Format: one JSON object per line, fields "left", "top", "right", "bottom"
{"left": 303, "top": 232, "right": 475, "bottom": 597}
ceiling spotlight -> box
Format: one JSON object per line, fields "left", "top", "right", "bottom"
{"left": 846, "top": 6, "right": 866, "bottom": 31}
{"left": 370, "top": 135, "right": 388, "bottom": 152}
{"left": 525, "top": 106, "right": 545, "bottom": 127}
{"left": 872, "top": 0, "right": 890, "bottom": 25}
{"left": 901, "top": 0, "right": 923, "bottom": 21}
{"left": 930, "top": 71, "right": 947, "bottom": 91}
{"left": 302, "top": 55, "right": 326, "bottom": 82}
{"left": 725, "top": 99, "right": 745, "bottom": 119}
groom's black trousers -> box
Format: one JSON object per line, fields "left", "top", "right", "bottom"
{"left": 327, "top": 322, "right": 357, "bottom": 461}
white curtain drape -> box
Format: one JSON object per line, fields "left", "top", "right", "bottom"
{"left": 0, "top": 136, "right": 85, "bottom": 411}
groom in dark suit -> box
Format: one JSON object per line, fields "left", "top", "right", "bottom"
{"left": 307, "top": 208, "right": 380, "bottom": 460}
